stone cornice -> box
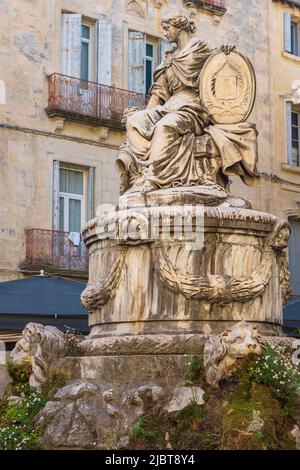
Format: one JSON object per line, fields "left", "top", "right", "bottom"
{"left": 183, "top": 0, "right": 226, "bottom": 16}
{"left": 272, "top": 0, "right": 300, "bottom": 9}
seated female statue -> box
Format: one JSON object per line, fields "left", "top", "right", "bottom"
{"left": 118, "top": 11, "right": 214, "bottom": 194}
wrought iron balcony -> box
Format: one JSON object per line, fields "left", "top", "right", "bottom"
{"left": 46, "top": 73, "right": 149, "bottom": 130}
{"left": 183, "top": 0, "right": 226, "bottom": 15}
{"left": 24, "top": 229, "right": 88, "bottom": 275}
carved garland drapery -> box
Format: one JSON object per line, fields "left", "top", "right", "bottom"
{"left": 81, "top": 220, "right": 291, "bottom": 309}
{"left": 81, "top": 250, "right": 126, "bottom": 310}
{"left": 151, "top": 245, "right": 273, "bottom": 303}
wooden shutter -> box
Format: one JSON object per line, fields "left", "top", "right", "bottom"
{"left": 286, "top": 102, "right": 292, "bottom": 165}
{"left": 53, "top": 160, "right": 60, "bottom": 230}
{"left": 61, "top": 13, "right": 81, "bottom": 77}
{"left": 284, "top": 12, "right": 292, "bottom": 53}
{"left": 128, "top": 31, "right": 145, "bottom": 93}
{"left": 0, "top": 79, "right": 6, "bottom": 104}
{"left": 87, "top": 167, "right": 95, "bottom": 221}
{"left": 97, "top": 19, "right": 112, "bottom": 86}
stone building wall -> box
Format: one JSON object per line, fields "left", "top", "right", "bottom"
{"left": 0, "top": 0, "right": 300, "bottom": 284}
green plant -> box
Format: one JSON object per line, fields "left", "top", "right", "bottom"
{"left": 131, "top": 416, "right": 157, "bottom": 442}
{"left": 254, "top": 431, "right": 264, "bottom": 440}
{"left": 0, "top": 425, "right": 41, "bottom": 450}
{"left": 5, "top": 393, "right": 46, "bottom": 424}
{"left": 186, "top": 354, "right": 203, "bottom": 383}
{"left": 200, "top": 430, "right": 219, "bottom": 450}
{"left": 0, "top": 387, "right": 47, "bottom": 450}
{"left": 7, "top": 361, "right": 31, "bottom": 384}
{"left": 248, "top": 344, "right": 300, "bottom": 408}
{"left": 42, "top": 370, "right": 67, "bottom": 400}
{"left": 64, "top": 326, "right": 84, "bottom": 357}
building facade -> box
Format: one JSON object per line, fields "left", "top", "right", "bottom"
{"left": 268, "top": 0, "right": 300, "bottom": 299}
{"left": 0, "top": 0, "right": 300, "bottom": 296}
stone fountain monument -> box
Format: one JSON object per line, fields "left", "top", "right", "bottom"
{"left": 10, "top": 12, "right": 294, "bottom": 449}
{"left": 80, "top": 13, "right": 290, "bottom": 357}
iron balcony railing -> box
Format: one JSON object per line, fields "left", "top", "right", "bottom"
{"left": 25, "top": 228, "right": 88, "bottom": 273}
{"left": 47, "top": 73, "right": 148, "bottom": 125}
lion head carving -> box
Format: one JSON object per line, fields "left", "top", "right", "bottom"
{"left": 204, "top": 321, "right": 264, "bottom": 387}
{"left": 10, "top": 323, "right": 66, "bottom": 389}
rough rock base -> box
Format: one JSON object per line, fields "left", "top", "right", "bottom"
{"left": 34, "top": 335, "right": 300, "bottom": 450}
{"left": 35, "top": 354, "right": 204, "bottom": 449}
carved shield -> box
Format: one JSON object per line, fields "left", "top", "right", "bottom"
{"left": 199, "top": 49, "right": 256, "bottom": 125}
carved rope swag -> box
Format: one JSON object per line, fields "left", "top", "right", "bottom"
{"left": 151, "top": 245, "right": 273, "bottom": 303}
{"left": 80, "top": 221, "right": 290, "bottom": 309}
{"left": 150, "top": 221, "right": 290, "bottom": 304}
{"left": 81, "top": 249, "right": 126, "bottom": 310}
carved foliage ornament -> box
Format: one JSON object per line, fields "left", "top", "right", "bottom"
{"left": 199, "top": 49, "right": 256, "bottom": 125}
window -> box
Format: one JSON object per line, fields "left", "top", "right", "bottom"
{"left": 284, "top": 12, "right": 300, "bottom": 56}
{"left": 287, "top": 103, "right": 300, "bottom": 166}
{"left": 61, "top": 13, "right": 112, "bottom": 85}
{"left": 145, "top": 41, "right": 156, "bottom": 95}
{"left": 128, "top": 33, "right": 168, "bottom": 94}
{"left": 81, "top": 24, "right": 91, "bottom": 81}
{"left": 291, "top": 110, "right": 300, "bottom": 166}
{"left": 291, "top": 21, "right": 300, "bottom": 56}
{"left": 59, "top": 168, "right": 85, "bottom": 233}
{"left": 53, "top": 161, "right": 94, "bottom": 234}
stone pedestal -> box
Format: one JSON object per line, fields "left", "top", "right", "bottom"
{"left": 81, "top": 189, "right": 290, "bottom": 354}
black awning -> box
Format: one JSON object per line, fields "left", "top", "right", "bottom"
{"left": 283, "top": 301, "right": 300, "bottom": 321}
{"left": 0, "top": 276, "right": 88, "bottom": 333}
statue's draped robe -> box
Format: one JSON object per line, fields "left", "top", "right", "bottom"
{"left": 126, "top": 38, "right": 259, "bottom": 189}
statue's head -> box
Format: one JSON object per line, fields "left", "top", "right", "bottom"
{"left": 161, "top": 11, "right": 196, "bottom": 42}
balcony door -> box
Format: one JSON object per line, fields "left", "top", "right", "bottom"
{"left": 59, "top": 168, "right": 85, "bottom": 233}
{"left": 79, "top": 22, "right": 96, "bottom": 115}
{"left": 53, "top": 162, "right": 93, "bottom": 268}
{"left": 61, "top": 13, "right": 112, "bottom": 117}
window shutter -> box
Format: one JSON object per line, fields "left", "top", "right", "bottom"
{"left": 284, "top": 12, "right": 292, "bottom": 53}
{"left": 158, "top": 38, "right": 171, "bottom": 64}
{"left": 0, "top": 79, "right": 6, "bottom": 104}
{"left": 128, "top": 31, "right": 145, "bottom": 93}
{"left": 61, "top": 13, "right": 82, "bottom": 77}
{"left": 53, "top": 160, "right": 60, "bottom": 230}
{"left": 88, "top": 167, "right": 95, "bottom": 221}
{"left": 286, "top": 102, "right": 292, "bottom": 165}
{"left": 97, "top": 19, "right": 112, "bottom": 86}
